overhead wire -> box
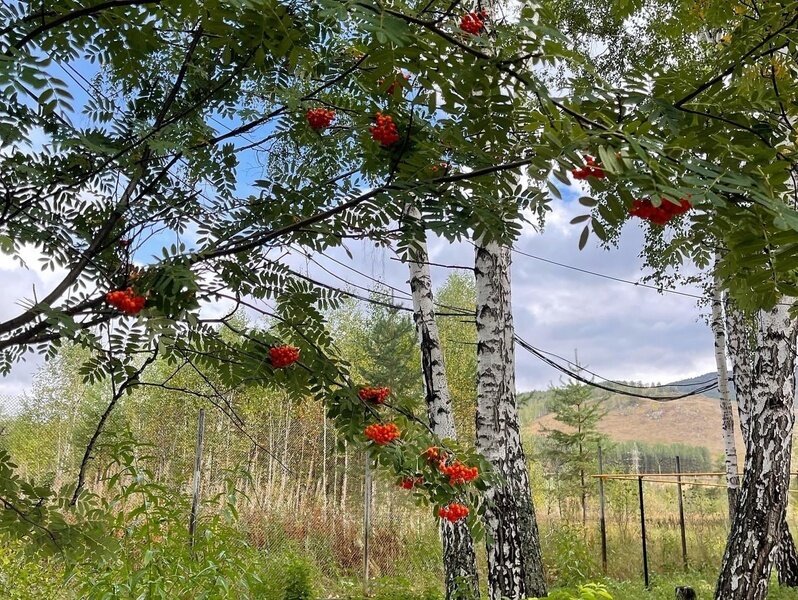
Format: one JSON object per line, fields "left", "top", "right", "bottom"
{"left": 303, "top": 250, "right": 720, "bottom": 394}
{"left": 511, "top": 247, "right": 706, "bottom": 300}
{"left": 289, "top": 255, "right": 719, "bottom": 402}
{"left": 514, "top": 336, "right": 719, "bottom": 402}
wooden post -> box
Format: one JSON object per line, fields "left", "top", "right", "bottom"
{"left": 638, "top": 475, "right": 650, "bottom": 588}
{"left": 676, "top": 456, "right": 688, "bottom": 570}
{"left": 189, "top": 408, "right": 205, "bottom": 547}
{"left": 598, "top": 444, "right": 608, "bottom": 573}
{"left": 363, "top": 452, "right": 372, "bottom": 595}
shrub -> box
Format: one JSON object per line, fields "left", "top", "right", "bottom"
{"left": 281, "top": 554, "right": 316, "bottom": 600}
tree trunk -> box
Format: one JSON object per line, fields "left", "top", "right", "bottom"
{"left": 714, "top": 301, "right": 798, "bottom": 600}
{"left": 405, "top": 204, "right": 480, "bottom": 600}
{"left": 775, "top": 521, "right": 798, "bottom": 586}
{"left": 711, "top": 269, "right": 739, "bottom": 520}
{"left": 724, "top": 297, "right": 753, "bottom": 443}
{"left": 725, "top": 297, "right": 798, "bottom": 587}
{"left": 475, "top": 239, "right": 546, "bottom": 600}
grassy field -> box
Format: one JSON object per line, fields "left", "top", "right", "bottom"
{"left": 4, "top": 510, "right": 798, "bottom": 599}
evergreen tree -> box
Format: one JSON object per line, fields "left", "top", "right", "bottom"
{"left": 540, "top": 375, "right": 607, "bottom": 526}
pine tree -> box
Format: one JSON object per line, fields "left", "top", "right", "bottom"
{"left": 540, "top": 375, "right": 607, "bottom": 526}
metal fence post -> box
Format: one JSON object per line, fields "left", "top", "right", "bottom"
{"left": 363, "top": 452, "right": 372, "bottom": 595}
{"left": 189, "top": 408, "right": 206, "bottom": 547}
{"left": 598, "top": 444, "right": 608, "bottom": 573}
{"left": 638, "top": 475, "right": 649, "bottom": 588}
{"left": 676, "top": 456, "right": 688, "bottom": 570}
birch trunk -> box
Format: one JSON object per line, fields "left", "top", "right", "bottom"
{"left": 710, "top": 270, "right": 739, "bottom": 520}
{"left": 475, "top": 239, "right": 546, "bottom": 600}
{"left": 405, "top": 204, "right": 480, "bottom": 600}
{"left": 725, "top": 298, "right": 753, "bottom": 443}
{"left": 724, "top": 297, "right": 798, "bottom": 587}
{"left": 715, "top": 301, "right": 798, "bottom": 600}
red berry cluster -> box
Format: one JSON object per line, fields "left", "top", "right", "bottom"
{"left": 424, "top": 446, "right": 446, "bottom": 462}
{"left": 370, "top": 112, "right": 400, "bottom": 147}
{"left": 629, "top": 197, "right": 692, "bottom": 226}
{"left": 359, "top": 386, "right": 391, "bottom": 404}
{"left": 364, "top": 423, "right": 400, "bottom": 445}
{"left": 460, "top": 11, "right": 487, "bottom": 35}
{"left": 106, "top": 288, "right": 146, "bottom": 315}
{"left": 306, "top": 107, "right": 335, "bottom": 130}
{"left": 439, "top": 502, "right": 469, "bottom": 522}
{"left": 399, "top": 476, "right": 424, "bottom": 490}
{"left": 269, "top": 345, "right": 300, "bottom": 368}
{"left": 572, "top": 156, "right": 606, "bottom": 180}
{"left": 439, "top": 460, "right": 479, "bottom": 485}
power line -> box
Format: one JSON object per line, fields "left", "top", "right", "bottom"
{"left": 514, "top": 336, "right": 718, "bottom": 402}
{"left": 309, "top": 250, "right": 717, "bottom": 392}
{"left": 284, "top": 262, "right": 718, "bottom": 402}
{"left": 512, "top": 248, "right": 705, "bottom": 301}
{"left": 530, "top": 345, "right": 719, "bottom": 389}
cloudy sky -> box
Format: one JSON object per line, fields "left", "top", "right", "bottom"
{"left": 0, "top": 183, "right": 715, "bottom": 401}
{"left": 298, "top": 190, "right": 715, "bottom": 393}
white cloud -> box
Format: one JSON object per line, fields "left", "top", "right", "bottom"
{"left": 294, "top": 196, "right": 714, "bottom": 392}
{"left": 0, "top": 195, "right": 715, "bottom": 396}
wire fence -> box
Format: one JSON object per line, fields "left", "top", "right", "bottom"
{"left": 4, "top": 387, "right": 788, "bottom": 594}
{"left": 0, "top": 391, "right": 440, "bottom": 596}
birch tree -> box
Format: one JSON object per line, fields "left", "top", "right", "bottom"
{"left": 404, "top": 204, "right": 480, "bottom": 600}
{"left": 724, "top": 275, "right": 798, "bottom": 592}
{"left": 475, "top": 239, "right": 546, "bottom": 600}
{"left": 710, "top": 266, "right": 739, "bottom": 521}
{"left": 715, "top": 301, "right": 798, "bottom": 599}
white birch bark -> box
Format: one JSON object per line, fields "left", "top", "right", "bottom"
{"left": 404, "top": 204, "right": 480, "bottom": 600}
{"left": 725, "top": 296, "right": 754, "bottom": 444}
{"left": 475, "top": 239, "right": 546, "bottom": 600}
{"left": 723, "top": 296, "right": 798, "bottom": 587}
{"left": 715, "top": 300, "right": 798, "bottom": 599}
{"left": 710, "top": 267, "right": 739, "bottom": 520}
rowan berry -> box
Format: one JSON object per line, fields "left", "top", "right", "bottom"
{"left": 399, "top": 476, "right": 424, "bottom": 490}
{"left": 460, "top": 12, "right": 485, "bottom": 35}
{"left": 424, "top": 446, "right": 445, "bottom": 462}
{"left": 438, "top": 502, "right": 469, "bottom": 522}
{"left": 364, "top": 423, "right": 401, "bottom": 445}
{"left": 439, "top": 460, "right": 479, "bottom": 485}
{"left": 306, "top": 107, "right": 335, "bottom": 130}
{"left": 359, "top": 386, "right": 391, "bottom": 404}
{"left": 370, "top": 112, "right": 400, "bottom": 147}
{"left": 105, "top": 288, "right": 146, "bottom": 315}
{"left": 629, "top": 196, "right": 692, "bottom": 225}
{"left": 268, "top": 345, "right": 300, "bottom": 368}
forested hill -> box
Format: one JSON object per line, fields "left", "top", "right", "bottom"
{"left": 520, "top": 373, "right": 745, "bottom": 464}
{"left": 665, "top": 372, "right": 732, "bottom": 400}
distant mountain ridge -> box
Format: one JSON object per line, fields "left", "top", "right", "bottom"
{"left": 520, "top": 372, "right": 743, "bottom": 460}
{"left": 663, "top": 372, "right": 729, "bottom": 400}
